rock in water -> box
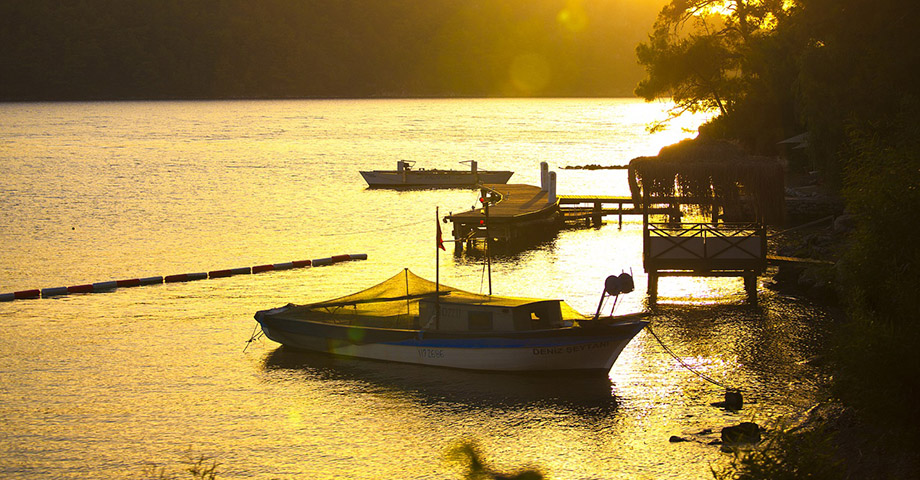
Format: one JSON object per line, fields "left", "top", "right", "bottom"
{"left": 711, "top": 390, "right": 744, "bottom": 410}
{"left": 721, "top": 422, "right": 761, "bottom": 445}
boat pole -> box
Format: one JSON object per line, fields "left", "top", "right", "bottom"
{"left": 404, "top": 268, "right": 410, "bottom": 316}
{"left": 435, "top": 207, "right": 441, "bottom": 329}
{"left": 485, "top": 197, "right": 492, "bottom": 296}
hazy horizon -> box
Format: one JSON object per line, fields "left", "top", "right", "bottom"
{"left": 0, "top": 0, "right": 668, "bottom": 101}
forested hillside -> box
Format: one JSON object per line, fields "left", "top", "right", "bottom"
{"left": 0, "top": 0, "right": 663, "bottom": 100}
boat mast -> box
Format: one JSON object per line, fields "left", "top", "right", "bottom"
{"left": 435, "top": 207, "right": 441, "bottom": 329}
{"left": 480, "top": 188, "right": 493, "bottom": 296}
{"left": 486, "top": 201, "right": 492, "bottom": 296}
{"left": 404, "top": 267, "right": 410, "bottom": 316}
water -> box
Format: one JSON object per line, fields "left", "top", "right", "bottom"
{"left": 0, "top": 99, "right": 831, "bottom": 479}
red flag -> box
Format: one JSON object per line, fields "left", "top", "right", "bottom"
{"left": 437, "top": 220, "right": 446, "bottom": 250}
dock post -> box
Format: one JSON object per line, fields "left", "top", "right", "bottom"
{"left": 548, "top": 172, "right": 557, "bottom": 204}
{"left": 540, "top": 162, "right": 549, "bottom": 191}
{"left": 592, "top": 201, "right": 602, "bottom": 227}
{"left": 668, "top": 205, "right": 682, "bottom": 224}
{"left": 648, "top": 271, "right": 658, "bottom": 304}
{"left": 744, "top": 272, "right": 757, "bottom": 303}
{"left": 618, "top": 202, "right": 623, "bottom": 229}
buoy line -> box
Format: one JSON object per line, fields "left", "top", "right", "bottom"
{"left": 0, "top": 253, "right": 367, "bottom": 302}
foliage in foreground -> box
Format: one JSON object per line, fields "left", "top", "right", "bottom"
{"left": 141, "top": 443, "right": 543, "bottom": 480}
{"left": 711, "top": 424, "right": 843, "bottom": 480}
{"left": 144, "top": 454, "right": 220, "bottom": 480}
{"left": 834, "top": 115, "right": 920, "bottom": 440}
{"left": 447, "top": 441, "right": 544, "bottom": 480}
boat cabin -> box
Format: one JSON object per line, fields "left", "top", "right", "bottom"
{"left": 396, "top": 160, "right": 415, "bottom": 173}
{"left": 418, "top": 297, "right": 568, "bottom": 332}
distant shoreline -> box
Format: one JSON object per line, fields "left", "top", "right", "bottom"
{"left": 0, "top": 94, "right": 642, "bottom": 104}
{"left": 560, "top": 164, "right": 629, "bottom": 170}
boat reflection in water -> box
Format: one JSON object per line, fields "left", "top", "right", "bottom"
{"left": 262, "top": 346, "right": 620, "bottom": 412}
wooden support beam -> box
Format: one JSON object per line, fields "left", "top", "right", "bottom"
{"left": 648, "top": 270, "right": 658, "bottom": 305}
{"left": 744, "top": 272, "right": 757, "bottom": 303}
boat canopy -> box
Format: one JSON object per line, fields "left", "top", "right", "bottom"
{"left": 297, "top": 269, "right": 587, "bottom": 322}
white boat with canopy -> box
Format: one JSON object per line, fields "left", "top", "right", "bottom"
{"left": 253, "top": 269, "right": 646, "bottom": 374}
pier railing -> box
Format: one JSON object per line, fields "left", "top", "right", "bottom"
{"left": 643, "top": 222, "right": 767, "bottom": 302}
{"left": 644, "top": 222, "right": 766, "bottom": 272}
{"left": 643, "top": 223, "right": 767, "bottom": 273}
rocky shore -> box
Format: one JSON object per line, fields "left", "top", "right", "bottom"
{"left": 742, "top": 175, "right": 918, "bottom": 478}
{"left": 766, "top": 177, "right": 849, "bottom": 303}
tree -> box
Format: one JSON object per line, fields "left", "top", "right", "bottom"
{"left": 635, "top": 0, "right": 800, "bottom": 154}
{"left": 795, "top": 0, "right": 920, "bottom": 178}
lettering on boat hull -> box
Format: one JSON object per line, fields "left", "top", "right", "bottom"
{"left": 417, "top": 347, "right": 445, "bottom": 359}
{"left": 532, "top": 341, "right": 610, "bottom": 356}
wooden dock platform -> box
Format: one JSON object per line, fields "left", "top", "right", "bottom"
{"left": 766, "top": 255, "right": 835, "bottom": 266}
{"left": 444, "top": 182, "right": 789, "bottom": 304}
{"left": 643, "top": 222, "right": 767, "bottom": 303}
{"left": 445, "top": 184, "right": 560, "bottom": 250}
{"left": 445, "top": 185, "right": 689, "bottom": 251}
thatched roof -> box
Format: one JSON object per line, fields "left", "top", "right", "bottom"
{"left": 628, "top": 137, "right": 785, "bottom": 224}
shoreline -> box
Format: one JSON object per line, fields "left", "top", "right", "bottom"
{"left": 731, "top": 176, "right": 919, "bottom": 478}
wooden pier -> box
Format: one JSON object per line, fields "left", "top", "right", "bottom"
{"left": 445, "top": 184, "right": 560, "bottom": 251}
{"left": 445, "top": 182, "right": 773, "bottom": 303}
{"left": 445, "top": 185, "right": 688, "bottom": 251}
{"left": 557, "top": 195, "right": 681, "bottom": 228}
{"left": 445, "top": 139, "right": 787, "bottom": 302}
{"left": 644, "top": 221, "right": 767, "bottom": 303}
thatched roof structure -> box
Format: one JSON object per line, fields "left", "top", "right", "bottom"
{"left": 628, "top": 137, "right": 785, "bottom": 224}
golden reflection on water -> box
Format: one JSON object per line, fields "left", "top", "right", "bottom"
{"left": 0, "top": 99, "right": 825, "bottom": 480}
{"left": 654, "top": 276, "right": 751, "bottom": 305}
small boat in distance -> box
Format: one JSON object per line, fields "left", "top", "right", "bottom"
{"left": 253, "top": 269, "right": 647, "bottom": 374}
{"left": 360, "top": 160, "right": 513, "bottom": 188}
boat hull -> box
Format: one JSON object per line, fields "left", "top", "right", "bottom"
{"left": 360, "top": 170, "right": 514, "bottom": 187}
{"left": 255, "top": 310, "right": 646, "bottom": 374}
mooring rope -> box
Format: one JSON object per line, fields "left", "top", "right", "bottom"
{"left": 243, "top": 323, "right": 264, "bottom": 352}
{"left": 645, "top": 324, "right": 736, "bottom": 392}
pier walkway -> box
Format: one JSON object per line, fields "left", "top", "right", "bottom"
{"left": 445, "top": 184, "right": 558, "bottom": 250}
{"left": 444, "top": 183, "right": 823, "bottom": 304}
{"left": 445, "top": 185, "right": 687, "bottom": 251}
{"left": 557, "top": 195, "right": 680, "bottom": 228}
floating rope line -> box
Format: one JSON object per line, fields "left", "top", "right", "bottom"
{"left": 1, "top": 253, "right": 367, "bottom": 302}
{"left": 646, "top": 324, "right": 735, "bottom": 392}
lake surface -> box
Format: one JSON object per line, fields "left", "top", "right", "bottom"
{"left": 0, "top": 99, "right": 830, "bottom": 479}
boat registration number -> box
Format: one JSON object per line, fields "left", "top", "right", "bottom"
{"left": 417, "top": 348, "right": 444, "bottom": 359}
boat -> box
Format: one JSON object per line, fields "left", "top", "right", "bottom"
{"left": 253, "top": 269, "right": 647, "bottom": 374}
{"left": 360, "top": 160, "right": 513, "bottom": 188}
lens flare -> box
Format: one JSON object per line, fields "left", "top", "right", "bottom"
{"left": 557, "top": 1, "right": 589, "bottom": 33}
{"left": 509, "top": 53, "right": 551, "bottom": 94}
